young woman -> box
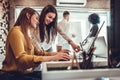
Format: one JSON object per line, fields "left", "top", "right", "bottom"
{"left": 88, "top": 13, "right": 100, "bottom": 37}
{"left": 82, "top": 13, "right": 100, "bottom": 45}
{"left": 1, "top": 7, "right": 70, "bottom": 79}
{"left": 38, "top": 5, "right": 80, "bottom": 52}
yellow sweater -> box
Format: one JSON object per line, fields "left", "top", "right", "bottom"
{"left": 2, "top": 26, "right": 50, "bottom": 73}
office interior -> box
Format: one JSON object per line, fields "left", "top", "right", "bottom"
{"left": 0, "top": 0, "right": 120, "bottom": 80}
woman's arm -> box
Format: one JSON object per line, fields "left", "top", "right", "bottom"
{"left": 57, "top": 26, "right": 80, "bottom": 52}
{"left": 41, "top": 51, "right": 70, "bottom": 61}
{"left": 10, "top": 29, "right": 70, "bottom": 68}
{"left": 9, "top": 29, "right": 41, "bottom": 67}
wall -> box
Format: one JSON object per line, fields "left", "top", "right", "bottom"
{"left": 9, "top": 0, "right": 110, "bottom": 28}
{"left": 86, "top": 0, "right": 110, "bottom": 9}
{"left": 0, "top": 0, "right": 10, "bottom": 54}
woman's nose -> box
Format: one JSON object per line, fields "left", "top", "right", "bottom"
{"left": 36, "top": 21, "right": 39, "bottom": 26}
{"left": 49, "top": 19, "right": 53, "bottom": 23}
{"left": 36, "top": 20, "right": 39, "bottom": 24}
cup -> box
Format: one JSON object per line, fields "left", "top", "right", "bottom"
{"left": 56, "top": 45, "right": 62, "bottom": 52}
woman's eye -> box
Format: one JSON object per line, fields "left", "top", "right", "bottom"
{"left": 49, "top": 16, "right": 55, "bottom": 20}
{"left": 49, "top": 16, "right": 52, "bottom": 19}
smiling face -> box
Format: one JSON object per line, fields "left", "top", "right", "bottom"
{"left": 44, "top": 12, "right": 56, "bottom": 25}
{"left": 30, "top": 13, "right": 39, "bottom": 29}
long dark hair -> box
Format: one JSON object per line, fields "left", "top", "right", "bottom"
{"left": 39, "top": 5, "right": 58, "bottom": 43}
{"left": 14, "top": 7, "right": 39, "bottom": 49}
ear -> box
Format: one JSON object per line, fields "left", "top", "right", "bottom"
{"left": 26, "top": 13, "right": 30, "bottom": 19}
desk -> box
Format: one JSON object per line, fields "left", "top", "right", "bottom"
{"left": 41, "top": 58, "right": 120, "bottom": 80}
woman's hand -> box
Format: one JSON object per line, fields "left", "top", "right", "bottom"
{"left": 70, "top": 41, "right": 80, "bottom": 52}
{"left": 53, "top": 52, "right": 70, "bottom": 61}
{"left": 59, "top": 49, "right": 70, "bottom": 54}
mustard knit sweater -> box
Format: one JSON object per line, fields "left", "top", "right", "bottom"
{"left": 2, "top": 26, "right": 50, "bottom": 73}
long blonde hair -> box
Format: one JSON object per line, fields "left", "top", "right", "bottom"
{"left": 14, "top": 7, "right": 39, "bottom": 49}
